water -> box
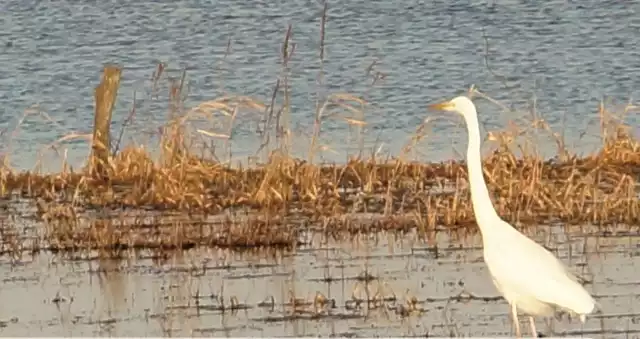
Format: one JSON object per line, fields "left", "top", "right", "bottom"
{"left": 1, "top": 1, "right": 640, "bottom": 337}
{"left": 0, "top": 226, "right": 638, "bottom": 337}
{"left": 1, "top": 0, "right": 639, "bottom": 170}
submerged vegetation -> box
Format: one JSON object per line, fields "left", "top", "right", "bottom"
{"left": 1, "top": 8, "right": 639, "bottom": 260}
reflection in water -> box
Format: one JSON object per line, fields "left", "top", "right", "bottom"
{"left": 0, "top": 225, "right": 639, "bottom": 337}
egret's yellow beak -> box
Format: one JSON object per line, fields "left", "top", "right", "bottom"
{"left": 428, "top": 100, "right": 454, "bottom": 111}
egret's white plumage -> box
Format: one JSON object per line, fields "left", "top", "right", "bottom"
{"left": 428, "top": 96, "right": 597, "bottom": 337}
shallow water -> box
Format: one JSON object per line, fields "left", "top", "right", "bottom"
{"left": 1, "top": 0, "right": 640, "bottom": 171}
{"left": 1, "top": 225, "right": 638, "bottom": 337}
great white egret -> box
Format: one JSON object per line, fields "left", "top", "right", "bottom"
{"left": 428, "top": 96, "right": 597, "bottom": 337}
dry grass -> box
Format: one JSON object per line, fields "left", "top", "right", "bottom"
{"left": 1, "top": 92, "right": 639, "bottom": 258}
{"left": 1, "top": 8, "right": 639, "bottom": 259}
{"left": 5, "top": 108, "right": 638, "bottom": 228}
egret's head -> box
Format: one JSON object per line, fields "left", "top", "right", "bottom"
{"left": 428, "top": 96, "right": 476, "bottom": 119}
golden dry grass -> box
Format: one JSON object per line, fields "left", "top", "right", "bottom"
{"left": 4, "top": 103, "right": 639, "bottom": 225}
{"left": 0, "top": 92, "right": 638, "bottom": 259}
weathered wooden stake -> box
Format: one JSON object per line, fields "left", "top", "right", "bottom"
{"left": 90, "top": 65, "right": 122, "bottom": 177}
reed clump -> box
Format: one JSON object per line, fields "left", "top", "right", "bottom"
{"left": 1, "top": 98, "right": 639, "bottom": 258}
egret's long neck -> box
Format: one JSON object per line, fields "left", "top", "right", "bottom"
{"left": 463, "top": 111, "right": 501, "bottom": 228}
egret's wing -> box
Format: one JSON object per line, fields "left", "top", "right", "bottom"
{"left": 487, "top": 227, "right": 595, "bottom": 314}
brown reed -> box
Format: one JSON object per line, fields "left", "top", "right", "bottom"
{"left": 1, "top": 100, "right": 638, "bottom": 259}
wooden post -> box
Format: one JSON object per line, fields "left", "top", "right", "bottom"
{"left": 90, "top": 65, "right": 122, "bottom": 177}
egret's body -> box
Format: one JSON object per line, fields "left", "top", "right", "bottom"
{"left": 429, "top": 96, "right": 596, "bottom": 337}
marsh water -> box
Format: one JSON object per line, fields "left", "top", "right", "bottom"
{"left": 2, "top": 0, "right": 640, "bottom": 337}
{"left": 1, "top": 0, "right": 640, "bottom": 170}
{"left": 1, "top": 224, "right": 639, "bottom": 337}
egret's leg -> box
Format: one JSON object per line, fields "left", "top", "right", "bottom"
{"left": 510, "top": 303, "right": 521, "bottom": 338}
{"left": 528, "top": 316, "right": 537, "bottom": 337}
